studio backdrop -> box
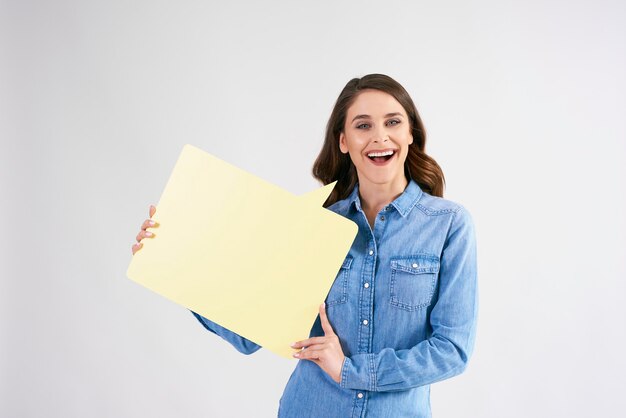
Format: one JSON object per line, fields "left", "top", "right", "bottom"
{"left": 1, "top": 0, "right": 625, "bottom": 417}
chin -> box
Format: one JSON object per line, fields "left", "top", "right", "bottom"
{"left": 361, "top": 173, "right": 401, "bottom": 186}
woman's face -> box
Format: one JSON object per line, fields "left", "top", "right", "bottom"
{"left": 339, "top": 89, "right": 413, "bottom": 188}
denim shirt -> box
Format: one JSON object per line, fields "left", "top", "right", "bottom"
{"left": 192, "top": 179, "right": 478, "bottom": 418}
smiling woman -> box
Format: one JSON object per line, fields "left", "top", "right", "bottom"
{"left": 282, "top": 75, "right": 478, "bottom": 417}
{"left": 133, "top": 74, "right": 478, "bottom": 418}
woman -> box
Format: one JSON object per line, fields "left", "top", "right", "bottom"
{"left": 132, "top": 74, "right": 478, "bottom": 417}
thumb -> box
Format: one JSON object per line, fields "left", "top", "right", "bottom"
{"left": 319, "top": 303, "right": 335, "bottom": 336}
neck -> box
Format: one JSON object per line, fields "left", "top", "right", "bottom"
{"left": 358, "top": 175, "right": 409, "bottom": 213}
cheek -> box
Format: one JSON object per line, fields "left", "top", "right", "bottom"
{"left": 395, "top": 142, "right": 410, "bottom": 159}
{"left": 348, "top": 149, "right": 363, "bottom": 164}
{"left": 342, "top": 135, "right": 359, "bottom": 153}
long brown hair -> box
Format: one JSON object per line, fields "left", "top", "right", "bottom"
{"left": 312, "top": 74, "right": 445, "bottom": 207}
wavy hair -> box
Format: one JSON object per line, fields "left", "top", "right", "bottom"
{"left": 312, "top": 74, "right": 445, "bottom": 207}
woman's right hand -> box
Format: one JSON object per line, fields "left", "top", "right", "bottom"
{"left": 132, "top": 204, "right": 158, "bottom": 255}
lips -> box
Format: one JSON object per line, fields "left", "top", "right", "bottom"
{"left": 367, "top": 150, "right": 397, "bottom": 166}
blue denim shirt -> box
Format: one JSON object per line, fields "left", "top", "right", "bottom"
{"left": 192, "top": 179, "right": 478, "bottom": 417}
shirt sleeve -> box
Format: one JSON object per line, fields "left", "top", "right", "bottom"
{"left": 190, "top": 311, "right": 262, "bottom": 355}
{"left": 340, "top": 206, "right": 478, "bottom": 392}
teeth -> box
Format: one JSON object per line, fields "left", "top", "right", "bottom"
{"left": 367, "top": 150, "right": 395, "bottom": 157}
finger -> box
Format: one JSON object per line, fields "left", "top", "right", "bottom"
{"left": 296, "top": 354, "right": 321, "bottom": 366}
{"left": 141, "top": 218, "right": 158, "bottom": 230}
{"left": 319, "top": 303, "right": 335, "bottom": 336}
{"left": 149, "top": 205, "right": 156, "bottom": 218}
{"left": 294, "top": 346, "right": 324, "bottom": 360}
{"left": 293, "top": 342, "right": 326, "bottom": 354}
{"left": 132, "top": 241, "right": 143, "bottom": 255}
{"left": 135, "top": 229, "right": 154, "bottom": 243}
{"left": 291, "top": 337, "right": 327, "bottom": 349}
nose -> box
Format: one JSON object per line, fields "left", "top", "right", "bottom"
{"left": 372, "top": 125, "right": 389, "bottom": 143}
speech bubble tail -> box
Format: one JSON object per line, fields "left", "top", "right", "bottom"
{"left": 298, "top": 181, "right": 338, "bottom": 207}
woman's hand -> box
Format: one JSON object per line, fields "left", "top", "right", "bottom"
{"left": 131, "top": 204, "right": 158, "bottom": 255}
{"left": 291, "top": 303, "right": 346, "bottom": 384}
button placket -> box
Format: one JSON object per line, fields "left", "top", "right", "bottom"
{"left": 358, "top": 238, "right": 376, "bottom": 354}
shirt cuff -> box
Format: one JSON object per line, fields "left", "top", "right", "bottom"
{"left": 340, "top": 353, "right": 376, "bottom": 391}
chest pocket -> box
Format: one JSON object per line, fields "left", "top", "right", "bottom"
{"left": 390, "top": 254, "right": 440, "bottom": 311}
{"left": 325, "top": 256, "right": 353, "bottom": 306}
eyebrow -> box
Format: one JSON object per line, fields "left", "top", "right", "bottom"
{"left": 351, "top": 112, "right": 404, "bottom": 123}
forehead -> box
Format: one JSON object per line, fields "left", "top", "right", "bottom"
{"left": 347, "top": 89, "right": 406, "bottom": 117}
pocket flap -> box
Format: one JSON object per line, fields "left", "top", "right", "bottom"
{"left": 391, "top": 255, "right": 439, "bottom": 274}
{"left": 341, "top": 256, "right": 353, "bottom": 269}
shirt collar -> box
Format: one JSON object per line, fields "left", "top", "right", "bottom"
{"left": 348, "top": 178, "right": 423, "bottom": 217}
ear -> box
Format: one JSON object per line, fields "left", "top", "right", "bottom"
{"left": 339, "top": 132, "right": 348, "bottom": 154}
{"left": 409, "top": 134, "right": 413, "bottom": 145}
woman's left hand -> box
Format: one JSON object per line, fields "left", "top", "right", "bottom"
{"left": 291, "top": 303, "right": 346, "bottom": 384}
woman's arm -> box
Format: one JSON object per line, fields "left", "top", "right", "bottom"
{"left": 340, "top": 206, "right": 478, "bottom": 392}
{"left": 190, "top": 311, "right": 262, "bottom": 355}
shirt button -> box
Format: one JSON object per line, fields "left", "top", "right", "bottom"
{"left": 362, "top": 319, "right": 369, "bottom": 325}
{"left": 357, "top": 393, "right": 364, "bottom": 399}
{"left": 364, "top": 282, "right": 370, "bottom": 288}
{"left": 369, "top": 250, "right": 374, "bottom": 256}
{"left": 412, "top": 263, "right": 418, "bottom": 268}
{"left": 380, "top": 215, "right": 385, "bottom": 221}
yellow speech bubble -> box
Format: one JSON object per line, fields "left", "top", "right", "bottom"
{"left": 126, "top": 144, "right": 358, "bottom": 359}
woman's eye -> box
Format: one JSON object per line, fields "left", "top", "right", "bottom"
{"left": 356, "top": 123, "right": 370, "bottom": 129}
{"left": 387, "top": 119, "right": 401, "bottom": 126}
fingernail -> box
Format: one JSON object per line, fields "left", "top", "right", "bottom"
{"left": 149, "top": 220, "right": 155, "bottom": 226}
{"left": 145, "top": 231, "right": 153, "bottom": 236}
{"left": 293, "top": 353, "right": 300, "bottom": 357}
{"left": 290, "top": 342, "right": 296, "bottom": 347}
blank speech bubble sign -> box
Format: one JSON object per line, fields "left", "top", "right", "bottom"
{"left": 127, "top": 144, "right": 358, "bottom": 359}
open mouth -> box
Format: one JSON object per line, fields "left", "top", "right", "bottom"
{"left": 367, "top": 150, "right": 397, "bottom": 165}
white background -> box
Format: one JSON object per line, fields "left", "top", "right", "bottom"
{"left": 1, "top": 0, "right": 625, "bottom": 417}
